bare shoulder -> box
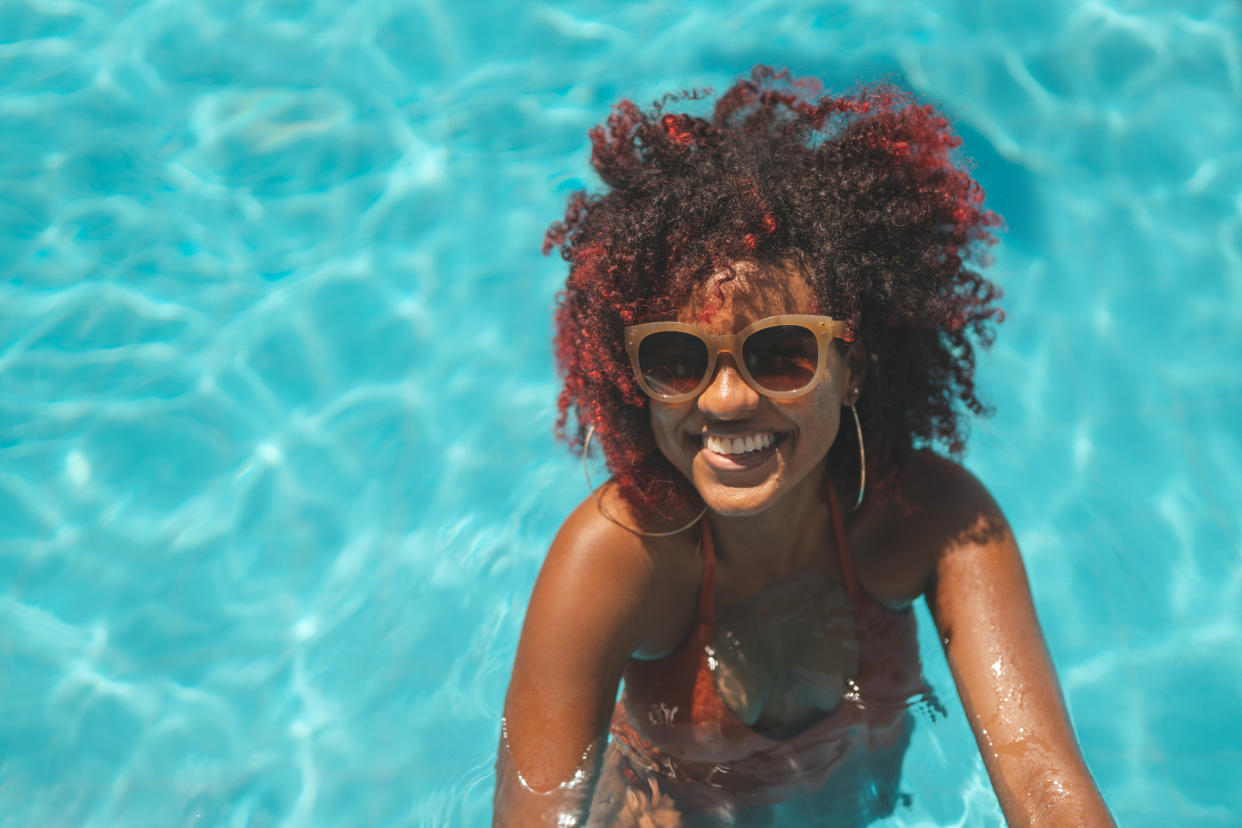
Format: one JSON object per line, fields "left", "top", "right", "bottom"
{"left": 536, "top": 482, "right": 703, "bottom": 658}
{"left": 502, "top": 486, "right": 703, "bottom": 796}
{"left": 851, "top": 452, "right": 1012, "bottom": 607}
{"left": 910, "top": 452, "right": 1012, "bottom": 552}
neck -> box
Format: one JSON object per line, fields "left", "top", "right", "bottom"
{"left": 706, "top": 464, "right": 838, "bottom": 576}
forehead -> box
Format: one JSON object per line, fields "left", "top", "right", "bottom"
{"left": 677, "top": 259, "right": 818, "bottom": 330}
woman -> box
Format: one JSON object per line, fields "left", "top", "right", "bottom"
{"left": 495, "top": 66, "right": 1115, "bottom": 827}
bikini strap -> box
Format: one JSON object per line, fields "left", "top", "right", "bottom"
{"left": 696, "top": 518, "right": 716, "bottom": 627}
{"left": 698, "top": 490, "right": 854, "bottom": 629}
{"left": 827, "top": 481, "right": 865, "bottom": 604}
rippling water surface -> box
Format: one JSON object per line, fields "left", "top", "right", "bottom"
{"left": 1, "top": 1, "right": 1239, "bottom": 826}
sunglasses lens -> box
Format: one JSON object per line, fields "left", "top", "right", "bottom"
{"left": 743, "top": 325, "right": 819, "bottom": 392}
{"left": 637, "top": 331, "right": 709, "bottom": 396}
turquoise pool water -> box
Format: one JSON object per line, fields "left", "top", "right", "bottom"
{"left": 1, "top": 1, "right": 1239, "bottom": 825}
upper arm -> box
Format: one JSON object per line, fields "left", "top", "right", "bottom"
{"left": 923, "top": 463, "right": 1114, "bottom": 827}
{"left": 497, "top": 497, "right": 668, "bottom": 822}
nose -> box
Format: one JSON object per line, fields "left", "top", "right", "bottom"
{"left": 697, "top": 353, "right": 761, "bottom": 419}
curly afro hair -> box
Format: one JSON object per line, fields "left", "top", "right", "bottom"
{"left": 544, "top": 65, "right": 1004, "bottom": 516}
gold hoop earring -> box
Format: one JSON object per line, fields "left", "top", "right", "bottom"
{"left": 850, "top": 403, "right": 866, "bottom": 511}
{"left": 582, "top": 425, "right": 708, "bottom": 538}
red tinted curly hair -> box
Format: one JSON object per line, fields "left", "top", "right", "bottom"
{"left": 545, "top": 66, "right": 1003, "bottom": 516}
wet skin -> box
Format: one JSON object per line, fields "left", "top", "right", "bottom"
{"left": 497, "top": 260, "right": 1117, "bottom": 827}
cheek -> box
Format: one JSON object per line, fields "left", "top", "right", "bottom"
{"left": 802, "top": 391, "right": 843, "bottom": 446}
{"left": 817, "top": 368, "right": 848, "bottom": 424}
{"left": 649, "top": 405, "right": 687, "bottom": 458}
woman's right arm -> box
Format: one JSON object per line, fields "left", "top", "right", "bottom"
{"left": 494, "top": 497, "right": 673, "bottom": 827}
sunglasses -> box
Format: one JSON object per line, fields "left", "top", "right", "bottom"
{"left": 623, "top": 314, "right": 851, "bottom": 403}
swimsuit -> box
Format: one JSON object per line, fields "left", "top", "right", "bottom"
{"left": 608, "top": 486, "right": 931, "bottom": 813}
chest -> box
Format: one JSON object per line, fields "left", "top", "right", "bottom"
{"left": 709, "top": 570, "right": 862, "bottom": 736}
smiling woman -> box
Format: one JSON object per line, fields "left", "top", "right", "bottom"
{"left": 494, "top": 66, "right": 1116, "bottom": 827}
{"left": 642, "top": 265, "right": 857, "bottom": 520}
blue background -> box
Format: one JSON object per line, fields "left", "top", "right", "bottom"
{"left": 1, "top": 1, "right": 1239, "bottom": 825}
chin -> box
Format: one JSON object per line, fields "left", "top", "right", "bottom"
{"left": 693, "top": 474, "right": 787, "bottom": 517}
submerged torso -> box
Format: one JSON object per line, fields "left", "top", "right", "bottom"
{"left": 710, "top": 565, "right": 861, "bottom": 736}
{"left": 607, "top": 487, "right": 934, "bottom": 817}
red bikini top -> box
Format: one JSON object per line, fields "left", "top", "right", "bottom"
{"left": 610, "top": 485, "right": 929, "bottom": 807}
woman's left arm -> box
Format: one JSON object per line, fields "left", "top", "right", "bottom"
{"left": 921, "top": 464, "right": 1115, "bottom": 827}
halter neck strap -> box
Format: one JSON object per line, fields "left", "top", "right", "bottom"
{"left": 696, "top": 518, "right": 716, "bottom": 627}
{"left": 695, "top": 485, "right": 860, "bottom": 628}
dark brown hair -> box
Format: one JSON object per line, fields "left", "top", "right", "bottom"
{"left": 545, "top": 66, "right": 1004, "bottom": 514}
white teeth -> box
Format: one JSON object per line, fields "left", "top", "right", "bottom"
{"left": 703, "top": 433, "right": 776, "bottom": 455}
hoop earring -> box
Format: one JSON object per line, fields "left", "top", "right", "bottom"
{"left": 583, "top": 425, "right": 708, "bottom": 538}
{"left": 850, "top": 403, "right": 866, "bottom": 511}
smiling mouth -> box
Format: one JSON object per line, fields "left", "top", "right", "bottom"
{"left": 696, "top": 431, "right": 787, "bottom": 469}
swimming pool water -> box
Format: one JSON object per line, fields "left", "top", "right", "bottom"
{"left": 1, "top": 1, "right": 1239, "bottom": 825}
